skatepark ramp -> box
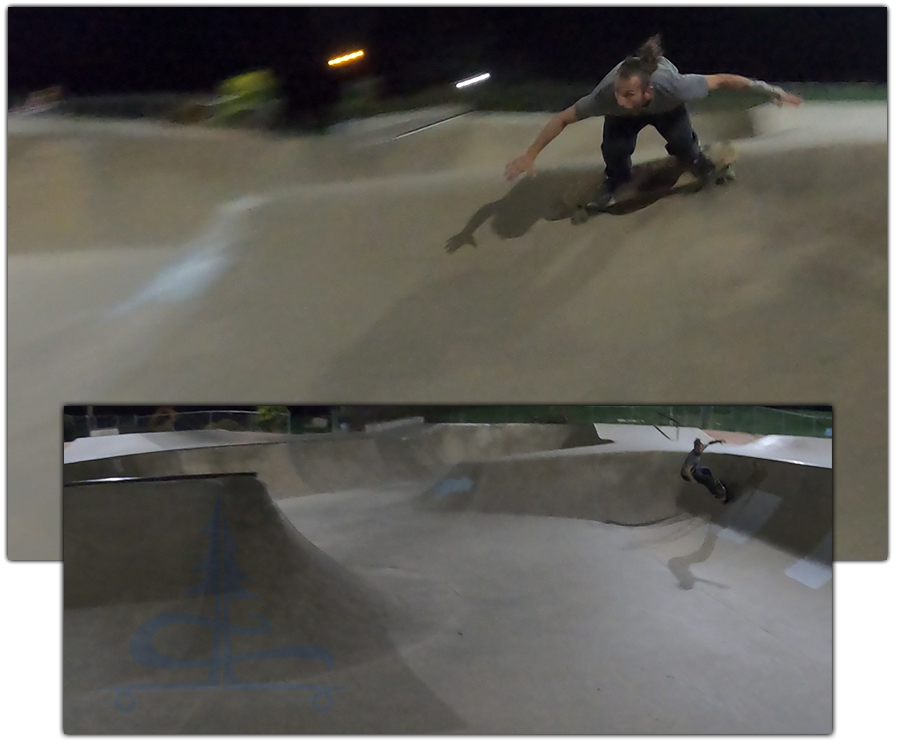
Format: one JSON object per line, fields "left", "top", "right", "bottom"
{"left": 62, "top": 423, "right": 607, "bottom": 499}
{"left": 63, "top": 472, "right": 464, "bottom": 733}
{"left": 9, "top": 110, "right": 754, "bottom": 253}
{"left": 422, "top": 443, "right": 832, "bottom": 561}
{"left": 64, "top": 451, "right": 831, "bottom": 732}
{"left": 7, "top": 103, "right": 885, "bottom": 561}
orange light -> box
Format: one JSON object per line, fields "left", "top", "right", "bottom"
{"left": 327, "top": 50, "right": 366, "bottom": 67}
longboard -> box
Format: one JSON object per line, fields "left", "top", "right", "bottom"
{"left": 716, "top": 480, "right": 736, "bottom": 504}
{"left": 556, "top": 142, "right": 737, "bottom": 225}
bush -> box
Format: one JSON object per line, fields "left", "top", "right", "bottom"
{"left": 255, "top": 406, "right": 290, "bottom": 433}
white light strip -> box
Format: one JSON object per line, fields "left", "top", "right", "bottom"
{"left": 455, "top": 73, "right": 491, "bottom": 89}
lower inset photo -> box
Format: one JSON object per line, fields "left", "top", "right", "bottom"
{"left": 63, "top": 405, "right": 833, "bottom": 734}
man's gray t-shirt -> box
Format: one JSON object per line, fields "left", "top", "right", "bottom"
{"left": 682, "top": 449, "right": 702, "bottom": 475}
{"left": 574, "top": 57, "right": 709, "bottom": 119}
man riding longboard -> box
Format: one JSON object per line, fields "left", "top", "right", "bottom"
{"left": 558, "top": 141, "right": 737, "bottom": 224}
{"left": 682, "top": 438, "right": 735, "bottom": 503}
{"left": 504, "top": 34, "right": 803, "bottom": 211}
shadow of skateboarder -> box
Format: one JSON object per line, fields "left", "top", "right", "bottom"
{"left": 444, "top": 166, "right": 606, "bottom": 252}
{"left": 667, "top": 524, "right": 731, "bottom": 591}
{"left": 444, "top": 154, "right": 731, "bottom": 253}
{"left": 668, "top": 458, "right": 771, "bottom": 589}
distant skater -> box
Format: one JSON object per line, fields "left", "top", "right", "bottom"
{"left": 682, "top": 438, "right": 732, "bottom": 503}
{"left": 504, "top": 34, "right": 803, "bottom": 210}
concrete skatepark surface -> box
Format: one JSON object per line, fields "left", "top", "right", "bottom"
{"left": 8, "top": 102, "right": 885, "bottom": 560}
{"left": 63, "top": 427, "right": 832, "bottom": 733}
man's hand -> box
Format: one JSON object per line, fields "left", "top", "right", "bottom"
{"left": 774, "top": 91, "right": 804, "bottom": 108}
{"left": 505, "top": 153, "right": 536, "bottom": 181}
{"left": 445, "top": 231, "right": 477, "bottom": 253}
{"left": 714, "top": 76, "right": 805, "bottom": 109}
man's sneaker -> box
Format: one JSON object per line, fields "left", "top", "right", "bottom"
{"left": 715, "top": 165, "right": 737, "bottom": 185}
{"left": 689, "top": 155, "right": 718, "bottom": 188}
{"left": 585, "top": 182, "right": 615, "bottom": 213}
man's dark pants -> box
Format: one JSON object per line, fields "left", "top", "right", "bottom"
{"left": 691, "top": 466, "right": 723, "bottom": 497}
{"left": 601, "top": 104, "right": 705, "bottom": 190}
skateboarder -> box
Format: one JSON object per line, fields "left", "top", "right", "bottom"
{"left": 681, "top": 438, "right": 732, "bottom": 502}
{"left": 504, "top": 34, "right": 803, "bottom": 210}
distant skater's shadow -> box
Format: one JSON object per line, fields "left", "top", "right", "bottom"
{"left": 667, "top": 460, "right": 770, "bottom": 590}
{"left": 667, "top": 522, "right": 730, "bottom": 591}
{"left": 445, "top": 166, "right": 605, "bottom": 252}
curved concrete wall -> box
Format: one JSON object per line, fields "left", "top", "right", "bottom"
{"left": 63, "top": 473, "right": 459, "bottom": 733}
{"left": 62, "top": 424, "right": 606, "bottom": 498}
{"left": 423, "top": 447, "right": 831, "bottom": 559}
{"left": 62, "top": 455, "right": 830, "bottom": 732}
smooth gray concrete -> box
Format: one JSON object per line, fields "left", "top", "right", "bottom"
{"left": 63, "top": 436, "right": 832, "bottom": 734}
{"left": 8, "top": 104, "right": 885, "bottom": 560}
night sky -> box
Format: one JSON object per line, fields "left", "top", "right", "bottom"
{"left": 9, "top": 6, "right": 887, "bottom": 112}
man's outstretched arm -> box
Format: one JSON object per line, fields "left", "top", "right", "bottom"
{"left": 505, "top": 105, "right": 580, "bottom": 180}
{"left": 705, "top": 74, "right": 804, "bottom": 106}
{"left": 526, "top": 105, "right": 580, "bottom": 160}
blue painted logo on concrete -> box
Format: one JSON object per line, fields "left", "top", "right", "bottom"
{"left": 434, "top": 476, "right": 474, "bottom": 498}
{"left": 103, "top": 497, "right": 344, "bottom": 713}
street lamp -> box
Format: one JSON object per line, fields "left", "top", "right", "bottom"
{"left": 328, "top": 50, "right": 366, "bottom": 68}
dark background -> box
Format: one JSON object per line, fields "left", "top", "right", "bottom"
{"left": 9, "top": 6, "right": 887, "bottom": 115}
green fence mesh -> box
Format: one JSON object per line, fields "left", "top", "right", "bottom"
{"left": 427, "top": 406, "right": 832, "bottom": 438}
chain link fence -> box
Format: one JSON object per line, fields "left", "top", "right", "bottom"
{"left": 65, "top": 406, "right": 832, "bottom": 442}
{"left": 64, "top": 409, "right": 298, "bottom": 441}
{"left": 424, "top": 406, "right": 832, "bottom": 438}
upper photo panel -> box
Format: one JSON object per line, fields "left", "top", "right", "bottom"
{"left": 7, "top": 7, "right": 885, "bottom": 560}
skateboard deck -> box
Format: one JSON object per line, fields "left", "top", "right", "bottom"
{"left": 718, "top": 459, "right": 770, "bottom": 505}
{"left": 556, "top": 142, "right": 737, "bottom": 225}
{"left": 717, "top": 481, "right": 736, "bottom": 504}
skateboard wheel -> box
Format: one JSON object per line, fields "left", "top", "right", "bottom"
{"left": 715, "top": 167, "right": 736, "bottom": 185}
{"left": 571, "top": 209, "right": 590, "bottom": 225}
